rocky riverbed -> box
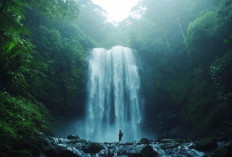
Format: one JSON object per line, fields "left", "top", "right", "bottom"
{"left": 40, "top": 134, "right": 232, "bottom": 157}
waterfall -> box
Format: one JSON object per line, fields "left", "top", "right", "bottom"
{"left": 84, "top": 46, "right": 142, "bottom": 142}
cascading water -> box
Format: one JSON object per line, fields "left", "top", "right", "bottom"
{"left": 84, "top": 46, "right": 142, "bottom": 142}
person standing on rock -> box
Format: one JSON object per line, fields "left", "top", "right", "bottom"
{"left": 119, "top": 130, "right": 123, "bottom": 143}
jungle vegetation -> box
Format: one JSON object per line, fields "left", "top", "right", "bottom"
{"left": 0, "top": 0, "right": 232, "bottom": 155}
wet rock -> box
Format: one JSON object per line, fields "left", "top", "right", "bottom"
{"left": 67, "top": 134, "right": 80, "bottom": 140}
{"left": 139, "top": 138, "right": 150, "bottom": 145}
{"left": 66, "top": 135, "right": 87, "bottom": 144}
{"left": 120, "top": 142, "right": 134, "bottom": 146}
{"left": 216, "top": 137, "right": 228, "bottom": 142}
{"left": 117, "top": 149, "right": 128, "bottom": 155}
{"left": 99, "top": 149, "right": 115, "bottom": 157}
{"left": 45, "top": 136, "right": 205, "bottom": 157}
{"left": 156, "top": 139, "right": 180, "bottom": 149}
{"left": 44, "top": 148, "right": 58, "bottom": 157}
{"left": 208, "top": 143, "right": 232, "bottom": 157}
{"left": 58, "top": 150, "right": 80, "bottom": 157}
{"left": 195, "top": 138, "right": 217, "bottom": 151}
{"left": 44, "top": 146, "right": 80, "bottom": 157}
{"left": 140, "top": 145, "right": 158, "bottom": 157}
{"left": 82, "top": 142, "right": 104, "bottom": 154}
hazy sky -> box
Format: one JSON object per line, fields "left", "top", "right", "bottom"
{"left": 91, "top": 0, "right": 140, "bottom": 22}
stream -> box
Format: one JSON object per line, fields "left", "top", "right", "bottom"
{"left": 49, "top": 136, "right": 204, "bottom": 157}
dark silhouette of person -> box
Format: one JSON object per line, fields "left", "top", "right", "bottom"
{"left": 119, "top": 130, "right": 123, "bottom": 143}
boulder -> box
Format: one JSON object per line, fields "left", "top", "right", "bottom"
{"left": 140, "top": 145, "right": 158, "bottom": 157}
{"left": 195, "top": 138, "right": 217, "bottom": 151}
{"left": 82, "top": 142, "right": 104, "bottom": 154}
{"left": 67, "top": 134, "right": 80, "bottom": 140}
{"left": 44, "top": 146, "right": 80, "bottom": 157}
{"left": 204, "top": 143, "right": 232, "bottom": 157}
{"left": 139, "top": 138, "right": 150, "bottom": 145}
{"left": 58, "top": 150, "right": 80, "bottom": 157}
{"left": 117, "top": 149, "right": 128, "bottom": 156}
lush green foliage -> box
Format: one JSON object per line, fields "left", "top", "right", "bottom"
{"left": 0, "top": 0, "right": 232, "bottom": 152}
{"left": 25, "top": 22, "right": 93, "bottom": 116}
{"left": 123, "top": 0, "right": 232, "bottom": 138}
{"left": 0, "top": 0, "right": 93, "bottom": 153}
{"left": 186, "top": 2, "right": 232, "bottom": 65}
{"left": 0, "top": 91, "right": 49, "bottom": 144}
{"left": 210, "top": 51, "right": 232, "bottom": 100}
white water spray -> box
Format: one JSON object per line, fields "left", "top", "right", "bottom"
{"left": 84, "top": 46, "right": 142, "bottom": 142}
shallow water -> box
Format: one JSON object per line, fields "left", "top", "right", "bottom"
{"left": 52, "top": 137, "right": 204, "bottom": 157}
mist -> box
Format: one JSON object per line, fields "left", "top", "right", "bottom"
{"left": 1, "top": 0, "right": 232, "bottom": 156}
